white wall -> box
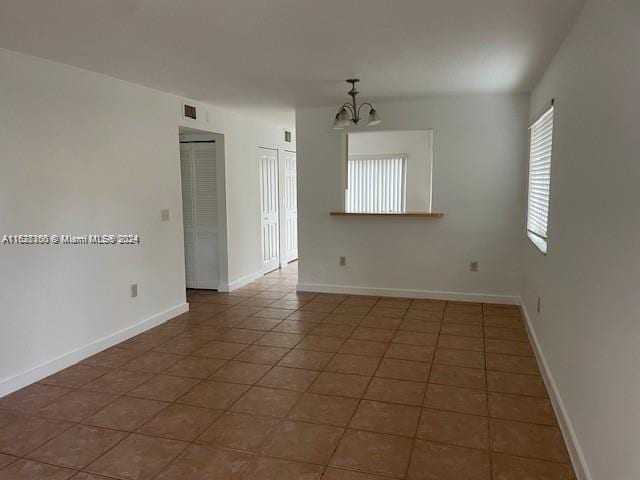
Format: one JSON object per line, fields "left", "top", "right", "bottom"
{"left": 348, "top": 130, "right": 433, "bottom": 211}
{"left": 296, "top": 95, "right": 529, "bottom": 302}
{"left": 0, "top": 48, "right": 288, "bottom": 395}
{"left": 522, "top": 1, "right": 640, "bottom": 479}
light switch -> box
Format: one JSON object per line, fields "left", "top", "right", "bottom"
{"left": 161, "top": 209, "right": 170, "bottom": 222}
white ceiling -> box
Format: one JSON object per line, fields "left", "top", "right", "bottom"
{"left": 0, "top": 0, "right": 584, "bottom": 126}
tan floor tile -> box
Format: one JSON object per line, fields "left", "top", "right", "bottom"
{"left": 385, "top": 344, "right": 434, "bottom": 362}
{"left": 376, "top": 358, "right": 430, "bottom": 382}
{"left": 323, "top": 313, "right": 367, "bottom": 326}
{"left": 398, "top": 319, "right": 441, "bottom": 334}
{"left": 485, "top": 339, "right": 534, "bottom": 356}
{"left": 231, "top": 386, "right": 301, "bottom": 417}
{"left": 278, "top": 349, "right": 334, "bottom": 370}
{"left": 377, "top": 298, "right": 412, "bottom": 308}
{"left": 333, "top": 304, "right": 372, "bottom": 316}
{"left": 138, "top": 404, "right": 222, "bottom": 441}
{"left": 258, "top": 366, "right": 319, "bottom": 391}
{"left": 368, "top": 306, "right": 406, "bottom": 319}
{"left": 410, "top": 299, "right": 446, "bottom": 313}
{"left": 489, "top": 392, "right": 556, "bottom": 425}
{"left": 256, "top": 332, "right": 304, "bottom": 348}
{"left": 407, "top": 439, "right": 490, "bottom": 480}
{"left": 0, "top": 415, "right": 72, "bottom": 456}
{"left": 195, "top": 341, "right": 247, "bottom": 359}
{"left": 83, "top": 369, "right": 153, "bottom": 395}
{"left": 311, "top": 324, "right": 355, "bottom": 338}
{"left": 434, "top": 348, "right": 485, "bottom": 369}
{"left": 0, "top": 459, "right": 75, "bottom": 480}
{"left": 28, "top": 424, "right": 126, "bottom": 469}
{"left": 234, "top": 345, "right": 290, "bottom": 365}
{"left": 121, "top": 351, "right": 183, "bottom": 373}
{"left": 327, "top": 354, "right": 380, "bottom": 376}
{"left": 323, "top": 468, "right": 389, "bottom": 480}
{"left": 483, "top": 305, "right": 522, "bottom": 317}
{"left": 331, "top": 429, "right": 413, "bottom": 478}
{"left": 350, "top": 400, "right": 420, "bottom": 436}
{"left": 440, "top": 323, "right": 483, "bottom": 338}
{"left": 484, "top": 326, "right": 528, "bottom": 342}
{"left": 239, "top": 456, "right": 324, "bottom": 480}
{"left": 287, "top": 311, "right": 328, "bottom": 322}
{"left": 297, "top": 335, "right": 346, "bottom": 352}
{"left": 178, "top": 381, "right": 249, "bottom": 409}
{"left": 220, "top": 328, "right": 265, "bottom": 344}
{"left": 152, "top": 336, "right": 210, "bottom": 355}
{"left": 0, "top": 384, "right": 70, "bottom": 414}
{"left": 0, "top": 453, "right": 15, "bottom": 470}
{"left": 424, "top": 384, "right": 488, "bottom": 416}
{"left": 198, "top": 412, "right": 279, "bottom": 452}
{"left": 83, "top": 347, "right": 141, "bottom": 368}
{"left": 209, "top": 361, "right": 271, "bottom": 385}
{"left": 351, "top": 327, "right": 396, "bottom": 342}
{"left": 40, "top": 364, "right": 111, "bottom": 389}
{"left": 417, "top": 408, "right": 489, "bottom": 449}
{"left": 288, "top": 393, "right": 359, "bottom": 427}
{"left": 238, "top": 317, "right": 281, "bottom": 331}
{"left": 443, "top": 312, "right": 483, "bottom": 325}
{"left": 487, "top": 371, "right": 547, "bottom": 397}
{"left": 343, "top": 296, "right": 379, "bottom": 307}
{"left": 121, "top": 333, "right": 169, "bottom": 351}
{"left": 270, "top": 300, "right": 306, "bottom": 310}
{"left": 360, "top": 315, "right": 402, "bottom": 329}
{"left": 87, "top": 434, "right": 187, "bottom": 480}
{"left": 446, "top": 303, "right": 483, "bottom": 315}
{"left": 392, "top": 331, "right": 438, "bottom": 346}
{"left": 438, "top": 334, "right": 484, "bottom": 352}
{"left": 491, "top": 453, "right": 575, "bottom": 480}
{"left": 483, "top": 315, "right": 523, "bottom": 329}
{"left": 262, "top": 420, "right": 344, "bottom": 464}
{"left": 83, "top": 396, "right": 167, "bottom": 431}
{"left": 490, "top": 419, "right": 570, "bottom": 463}
{"left": 38, "top": 390, "right": 117, "bottom": 422}
{"left": 309, "top": 372, "right": 371, "bottom": 398}
{"left": 429, "top": 364, "right": 486, "bottom": 390}
{"left": 315, "top": 293, "right": 349, "bottom": 303}
{"left": 301, "top": 302, "right": 338, "bottom": 313}
{"left": 485, "top": 353, "right": 540, "bottom": 375}
{"left": 339, "top": 339, "right": 388, "bottom": 357}
{"left": 163, "top": 356, "right": 226, "bottom": 378}
{"left": 128, "top": 374, "right": 200, "bottom": 401}
{"left": 273, "top": 320, "right": 317, "bottom": 334}
{"left": 405, "top": 308, "right": 444, "bottom": 321}
{"left": 365, "top": 377, "right": 426, "bottom": 406}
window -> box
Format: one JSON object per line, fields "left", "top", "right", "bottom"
{"left": 345, "top": 154, "right": 407, "bottom": 213}
{"left": 527, "top": 106, "right": 554, "bottom": 253}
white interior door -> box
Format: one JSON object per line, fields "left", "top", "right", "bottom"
{"left": 180, "top": 141, "right": 219, "bottom": 289}
{"left": 260, "top": 149, "right": 280, "bottom": 273}
{"left": 282, "top": 151, "right": 298, "bottom": 263}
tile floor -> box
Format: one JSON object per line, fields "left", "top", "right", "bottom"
{"left": 0, "top": 262, "right": 576, "bottom": 479}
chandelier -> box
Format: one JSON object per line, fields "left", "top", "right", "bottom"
{"left": 331, "top": 79, "right": 381, "bottom": 129}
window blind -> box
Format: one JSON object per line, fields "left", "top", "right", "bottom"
{"left": 527, "top": 106, "right": 554, "bottom": 252}
{"left": 345, "top": 154, "right": 407, "bottom": 213}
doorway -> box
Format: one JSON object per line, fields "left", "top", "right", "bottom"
{"left": 179, "top": 127, "right": 223, "bottom": 289}
{"left": 259, "top": 147, "right": 298, "bottom": 274}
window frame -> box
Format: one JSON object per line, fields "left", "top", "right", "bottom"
{"left": 526, "top": 104, "right": 555, "bottom": 255}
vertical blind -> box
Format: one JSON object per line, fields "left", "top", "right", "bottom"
{"left": 345, "top": 154, "right": 407, "bottom": 213}
{"left": 527, "top": 106, "right": 554, "bottom": 251}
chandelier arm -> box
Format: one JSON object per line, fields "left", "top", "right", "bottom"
{"left": 339, "top": 103, "right": 355, "bottom": 118}
{"left": 357, "top": 102, "right": 374, "bottom": 119}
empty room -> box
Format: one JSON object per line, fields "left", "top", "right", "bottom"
{"left": 0, "top": 1, "right": 638, "bottom": 479}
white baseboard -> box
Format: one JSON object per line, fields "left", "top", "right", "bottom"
{"left": 520, "top": 302, "right": 592, "bottom": 480}
{"left": 0, "top": 302, "right": 189, "bottom": 398}
{"left": 297, "top": 282, "right": 520, "bottom": 305}
{"left": 222, "top": 270, "right": 264, "bottom": 292}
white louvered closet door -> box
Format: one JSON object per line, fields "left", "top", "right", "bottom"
{"left": 180, "top": 142, "right": 219, "bottom": 289}
{"left": 260, "top": 149, "right": 280, "bottom": 273}
{"left": 282, "top": 151, "right": 298, "bottom": 263}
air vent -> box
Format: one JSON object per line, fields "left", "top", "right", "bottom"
{"left": 184, "top": 104, "right": 197, "bottom": 120}
{"left": 284, "top": 131, "right": 292, "bottom": 143}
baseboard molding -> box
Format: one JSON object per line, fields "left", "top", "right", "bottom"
{"left": 0, "top": 302, "right": 189, "bottom": 398}
{"left": 223, "top": 270, "right": 264, "bottom": 292}
{"left": 520, "top": 302, "right": 592, "bottom": 480}
{"left": 297, "top": 282, "right": 520, "bottom": 305}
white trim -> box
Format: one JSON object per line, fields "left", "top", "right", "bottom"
{"left": 296, "top": 283, "right": 519, "bottom": 305}
{"left": 520, "top": 302, "right": 592, "bottom": 480}
{"left": 221, "top": 270, "right": 264, "bottom": 292}
{"left": 0, "top": 303, "right": 189, "bottom": 398}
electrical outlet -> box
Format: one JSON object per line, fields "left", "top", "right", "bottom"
{"left": 339, "top": 256, "right": 347, "bottom": 266}
{"left": 537, "top": 296, "right": 541, "bottom": 313}
{"left": 130, "top": 284, "right": 138, "bottom": 298}
{"left": 160, "top": 209, "right": 170, "bottom": 222}
{"left": 470, "top": 261, "right": 478, "bottom": 272}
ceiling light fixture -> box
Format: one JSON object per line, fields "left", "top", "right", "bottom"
{"left": 331, "top": 79, "right": 381, "bottom": 130}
